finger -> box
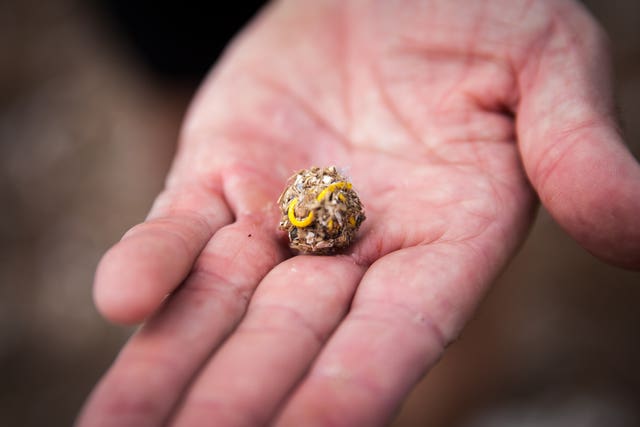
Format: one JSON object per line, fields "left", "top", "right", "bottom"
{"left": 516, "top": 2, "right": 640, "bottom": 268}
{"left": 94, "top": 182, "right": 233, "bottom": 324}
{"left": 171, "top": 256, "right": 365, "bottom": 427}
{"left": 276, "top": 239, "right": 514, "bottom": 427}
{"left": 80, "top": 167, "right": 289, "bottom": 427}
{"left": 77, "top": 217, "right": 286, "bottom": 427}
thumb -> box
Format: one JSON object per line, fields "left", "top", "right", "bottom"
{"left": 516, "top": 2, "right": 640, "bottom": 269}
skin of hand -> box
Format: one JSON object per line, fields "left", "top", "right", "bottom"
{"left": 77, "top": 0, "right": 640, "bottom": 426}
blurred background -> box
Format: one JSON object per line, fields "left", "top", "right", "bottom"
{"left": 0, "top": 0, "right": 638, "bottom": 426}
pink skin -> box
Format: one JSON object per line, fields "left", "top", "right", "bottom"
{"left": 78, "top": 0, "right": 640, "bottom": 426}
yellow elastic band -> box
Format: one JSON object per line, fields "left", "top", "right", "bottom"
{"left": 316, "top": 181, "right": 352, "bottom": 202}
{"left": 288, "top": 198, "right": 314, "bottom": 228}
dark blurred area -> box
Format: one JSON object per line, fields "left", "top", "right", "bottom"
{"left": 102, "top": 0, "right": 266, "bottom": 83}
{"left": 0, "top": 1, "right": 638, "bottom": 426}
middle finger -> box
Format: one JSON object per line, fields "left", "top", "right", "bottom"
{"left": 171, "top": 255, "right": 366, "bottom": 426}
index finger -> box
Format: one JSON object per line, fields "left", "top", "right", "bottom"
{"left": 276, "top": 196, "right": 530, "bottom": 426}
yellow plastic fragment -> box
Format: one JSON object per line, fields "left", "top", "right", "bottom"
{"left": 316, "top": 181, "right": 352, "bottom": 202}
{"left": 288, "top": 198, "right": 314, "bottom": 228}
{"left": 338, "top": 193, "right": 346, "bottom": 202}
{"left": 348, "top": 216, "right": 356, "bottom": 227}
{"left": 327, "top": 218, "right": 334, "bottom": 231}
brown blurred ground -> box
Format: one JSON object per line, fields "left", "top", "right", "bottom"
{"left": 0, "top": 1, "right": 638, "bottom": 426}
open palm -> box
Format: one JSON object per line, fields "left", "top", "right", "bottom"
{"left": 79, "top": 1, "right": 640, "bottom": 426}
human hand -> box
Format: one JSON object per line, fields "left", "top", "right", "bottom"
{"left": 78, "top": 0, "right": 640, "bottom": 425}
